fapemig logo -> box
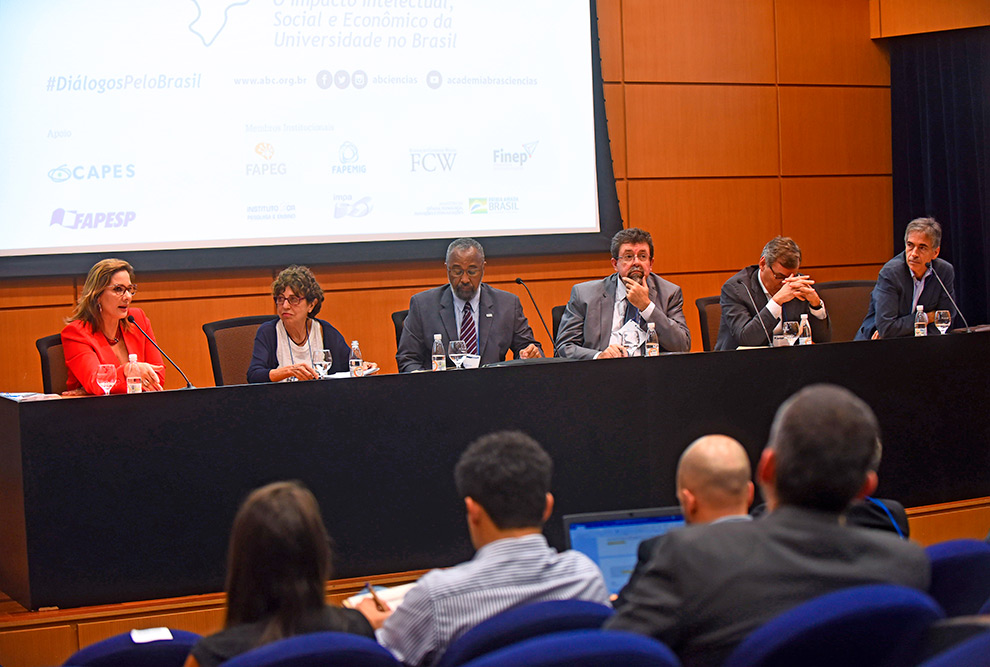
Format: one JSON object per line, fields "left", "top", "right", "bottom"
{"left": 410, "top": 148, "right": 456, "bottom": 173}
{"left": 333, "top": 141, "right": 367, "bottom": 174}
{"left": 493, "top": 141, "right": 538, "bottom": 169}
{"left": 50, "top": 208, "right": 135, "bottom": 229}
{"left": 48, "top": 163, "right": 136, "bottom": 183}
{"left": 247, "top": 142, "right": 286, "bottom": 176}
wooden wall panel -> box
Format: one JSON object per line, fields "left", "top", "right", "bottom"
{"left": 77, "top": 608, "right": 225, "bottom": 649}
{"left": 616, "top": 179, "right": 629, "bottom": 230}
{"left": 596, "top": 0, "right": 623, "bottom": 82}
{"left": 781, "top": 176, "right": 894, "bottom": 266}
{"left": 0, "top": 625, "right": 76, "bottom": 667}
{"left": 872, "top": 0, "right": 990, "bottom": 38}
{"left": 0, "top": 307, "right": 75, "bottom": 392}
{"left": 622, "top": 0, "right": 776, "bottom": 83}
{"left": 625, "top": 85, "right": 780, "bottom": 178}
{"left": 776, "top": 0, "right": 890, "bottom": 85}
{"left": 604, "top": 83, "right": 626, "bottom": 179}
{"left": 779, "top": 86, "right": 892, "bottom": 175}
{"left": 627, "top": 179, "right": 782, "bottom": 274}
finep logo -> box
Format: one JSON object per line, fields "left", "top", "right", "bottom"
{"left": 50, "top": 208, "right": 135, "bottom": 229}
{"left": 493, "top": 141, "right": 538, "bottom": 169}
{"left": 48, "top": 163, "right": 136, "bottom": 182}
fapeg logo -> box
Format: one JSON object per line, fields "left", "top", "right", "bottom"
{"left": 50, "top": 208, "right": 136, "bottom": 229}
{"left": 247, "top": 142, "right": 286, "bottom": 176}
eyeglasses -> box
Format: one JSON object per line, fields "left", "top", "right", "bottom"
{"left": 618, "top": 252, "right": 651, "bottom": 263}
{"left": 448, "top": 266, "right": 482, "bottom": 278}
{"left": 274, "top": 295, "right": 306, "bottom": 306}
{"left": 766, "top": 266, "right": 793, "bottom": 281}
{"left": 108, "top": 284, "right": 137, "bottom": 296}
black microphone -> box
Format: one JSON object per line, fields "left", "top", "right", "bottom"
{"left": 127, "top": 315, "right": 195, "bottom": 389}
{"left": 925, "top": 261, "right": 971, "bottom": 332}
{"left": 737, "top": 278, "right": 773, "bottom": 346}
{"left": 514, "top": 277, "right": 552, "bottom": 356}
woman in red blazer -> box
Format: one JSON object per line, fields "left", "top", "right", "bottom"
{"left": 61, "top": 258, "right": 166, "bottom": 395}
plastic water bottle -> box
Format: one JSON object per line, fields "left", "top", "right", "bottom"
{"left": 798, "top": 314, "right": 812, "bottom": 345}
{"left": 125, "top": 354, "right": 142, "bottom": 393}
{"left": 645, "top": 322, "right": 660, "bottom": 357}
{"left": 432, "top": 334, "right": 446, "bottom": 371}
{"left": 349, "top": 340, "right": 364, "bottom": 377}
{"left": 914, "top": 305, "right": 927, "bottom": 337}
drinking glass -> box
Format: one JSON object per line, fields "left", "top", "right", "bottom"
{"left": 96, "top": 364, "right": 117, "bottom": 395}
{"left": 782, "top": 321, "right": 799, "bottom": 347}
{"left": 934, "top": 310, "right": 951, "bottom": 335}
{"left": 314, "top": 349, "right": 333, "bottom": 378}
{"left": 448, "top": 340, "right": 467, "bottom": 369}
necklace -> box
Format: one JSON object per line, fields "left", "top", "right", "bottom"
{"left": 103, "top": 323, "right": 120, "bottom": 345}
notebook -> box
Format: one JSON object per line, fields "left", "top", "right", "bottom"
{"left": 562, "top": 506, "right": 685, "bottom": 596}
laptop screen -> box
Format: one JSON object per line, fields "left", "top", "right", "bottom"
{"left": 563, "top": 507, "right": 685, "bottom": 596}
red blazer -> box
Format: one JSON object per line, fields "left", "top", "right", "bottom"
{"left": 61, "top": 307, "right": 166, "bottom": 394}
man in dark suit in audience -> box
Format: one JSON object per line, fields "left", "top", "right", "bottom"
{"left": 613, "top": 434, "right": 754, "bottom": 610}
{"left": 715, "top": 236, "right": 830, "bottom": 350}
{"left": 396, "top": 238, "right": 542, "bottom": 371}
{"left": 606, "top": 384, "right": 930, "bottom": 667}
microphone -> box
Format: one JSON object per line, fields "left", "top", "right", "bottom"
{"left": 514, "top": 277, "right": 552, "bottom": 356}
{"left": 737, "top": 278, "right": 772, "bottom": 346}
{"left": 127, "top": 315, "right": 195, "bottom": 389}
{"left": 925, "top": 261, "right": 971, "bottom": 332}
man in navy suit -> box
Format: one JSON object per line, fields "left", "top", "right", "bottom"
{"left": 856, "top": 217, "right": 956, "bottom": 339}
{"left": 396, "top": 238, "right": 542, "bottom": 372}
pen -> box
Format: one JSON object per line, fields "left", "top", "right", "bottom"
{"left": 366, "top": 582, "right": 387, "bottom": 612}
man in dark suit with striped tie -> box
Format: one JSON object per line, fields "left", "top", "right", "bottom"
{"left": 396, "top": 238, "right": 543, "bottom": 372}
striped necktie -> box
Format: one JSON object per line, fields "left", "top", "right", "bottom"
{"left": 461, "top": 302, "right": 478, "bottom": 354}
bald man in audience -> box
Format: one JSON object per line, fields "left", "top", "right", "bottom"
{"left": 614, "top": 435, "right": 753, "bottom": 609}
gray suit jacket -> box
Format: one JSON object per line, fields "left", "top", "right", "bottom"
{"left": 555, "top": 273, "right": 690, "bottom": 359}
{"left": 714, "top": 265, "right": 831, "bottom": 350}
{"left": 605, "top": 506, "right": 930, "bottom": 667}
{"left": 396, "top": 283, "right": 541, "bottom": 372}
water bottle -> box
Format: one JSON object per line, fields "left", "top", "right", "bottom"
{"left": 645, "top": 322, "right": 660, "bottom": 357}
{"left": 798, "top": 314, "right": 812, "bottom": 346}
{"left": 125, "top": 354, "right": 142, "bottom": 393}
{"left": 349, "top": 340, "right": 364, "bottom": 377}
{"left": 914, "top": 305, "right": 927, "bottom": 337}
{"left": 432, "top": 334, "right": 446, "bottom": 371}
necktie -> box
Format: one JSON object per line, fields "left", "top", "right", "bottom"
{"left": 461, "top": 302, "right": 478, "bottom": 354}
{"left": 623, "top": 299, "right": 641, "bottom": 327}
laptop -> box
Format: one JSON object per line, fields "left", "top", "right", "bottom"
{"left": 562, "top": 506, "right": 685, "bottom": 596}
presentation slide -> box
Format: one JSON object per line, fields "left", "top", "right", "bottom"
{"left": 0, "top": 0, "right": 603, "bottom": 262}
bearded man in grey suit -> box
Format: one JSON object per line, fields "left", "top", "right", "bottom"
{"left": 555, "top": 228, "right": 690, "bottom": 359}
{"left": 396, "top": 238, "right": 542, "bottom": 372}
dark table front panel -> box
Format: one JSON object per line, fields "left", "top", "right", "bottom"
{"left": 2, "top": 333, "right": 988, "bottom": 609}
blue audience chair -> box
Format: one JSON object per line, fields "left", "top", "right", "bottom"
{"left": 221, "top": 632, "right": 400, "bottom": 667}
{"left": 62, "top": 628, "right": 199, "bottom": 667}
{"left": 722, "top": 584, "right": 945, "bottom": 667}
{"left": 437, "top": 599, "right": 613, "bottom": 667}
{"left": 458, "top": 629, "right": 680, "bottom": 667}
{"left": 918, "top": 629, "right": 990, "bottom": 667}
{"left": 979, "top": 595, "right": 990, "bottom": 615}
{"left": 926, "top": 539, "right": 990, "bottom": 616}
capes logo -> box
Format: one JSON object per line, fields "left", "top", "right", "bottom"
{"left": 50, "top": 208, "right": 135, "bottom": 229}
{"left": 49, "top": 164, "right": 136, "bottom": 182}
